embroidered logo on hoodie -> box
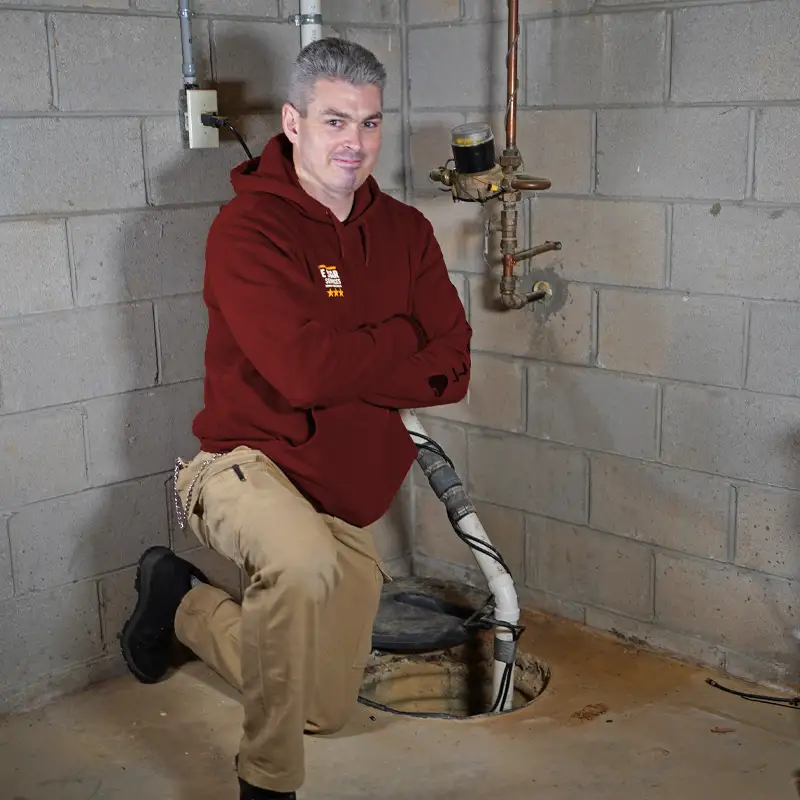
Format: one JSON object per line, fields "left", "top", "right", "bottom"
{"left": 319, "top": 265, "right": 344, "bottom": 297}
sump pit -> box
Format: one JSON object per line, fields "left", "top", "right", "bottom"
{"left": 361, "top": 576, "right": 551, "bottom": 720}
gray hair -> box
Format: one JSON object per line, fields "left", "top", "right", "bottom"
{"left": 288, "top": 37, "right": 387, "bottom": 114}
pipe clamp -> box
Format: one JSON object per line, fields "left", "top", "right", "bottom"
{"left": 289, "top": 13, "right": 323, "bottom": 25}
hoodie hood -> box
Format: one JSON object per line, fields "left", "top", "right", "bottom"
{"left": 229, "top": 132, "right": 380, "bottom": 227}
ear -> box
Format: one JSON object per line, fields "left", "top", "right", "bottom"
{"left": 282, "top": 103, "right": 301, "bottom": 144}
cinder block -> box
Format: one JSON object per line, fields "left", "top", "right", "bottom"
{"left": 282, "top": 0, "right": 396, "bottom": 22}
{"left": 656, "top": 552, "right": 800, "bottom": 656}
{"left": 71, "top": 207, "right": 216, "bottom": 306}
{"left": 411, "top": 415, "right": 468, "bottom": 488}
{"left": 136, "top": 0, "right": 279, "bottom": 14}
{"left": 746, "top": 303, "right": 800, "bottom": 396}
{"left": 584, "top": 607, "right": 725, "bottom": 669}
{"left": 598, "top": 289, "right": 745, "bottom": 387}
{"left": 327, "top": 27, "right": 402, "bottom": 110}
{"left": 515, "top": 585, "right": 586, "bottom": 623}
{"left": 661, "top": 384, "right": 800, "bottom": 487}
{"left": 468, "top": 429, "right": 587, "bottom": 523}
{"left": 0, "top": 11, "right": 50, "bottom": 112}
{"left": 408, "top": 23, "right": 510, "bottom": 109}
{"left": 408, "top": 0, "right": 460, "bottom": 23}
{"left": 527, "top": 516, "right": 653, "bottom": 618}
{"left": 466, "top": 109, "right": 593, "bottom": 195}
{"left": 416, "top": 492, "right": 525, "bottom": 578}
{"left": 448, "top": 272, "right": 468, "bottom": 312}
{"left": 0, "top": 409, "right": 88, "bottom": 510}
{"left": 671, "top": 205, "right": 800, "bottom": 302}
{"left": 411, "top": 196, "right": 495, "bottom": 274}
{"left": 596, "top": 0, "right": 687, "bottom": 4}
{"left": 723, "top": 650, "right": 798, "bottom": 692}
{"left": 0, "top": 118, "right": 145, "bottom": 216}
{"left": 464, "top": 0, "right": 592, "bottom": 17}
{"left": 143, "top": 114, "right": 282, "bottom": 205}
{"left": 98, "top": 566, "right": 137, "bottom": 648}
{"left": 528, "top": 363, "right": 659, "bottom": 459}
{"left": 156, "top": 293, "right": 208, "bottom": 384}
{"left": 735, "top": 484, "right": 800, "bottom": 581}
{"left": 0, "top": 304, "right": 158, "bottom": 414}
{"left": 0, "top": 581, "right": 102, "bottom": 691}
{"left": 532, "top": 199, "right": 666, "bottom": 288}
{"left": 369, "top": 488, "right": 412, "bottom": 563}
{"left": 10, "top": 475, "right": 169, "bottom": 594}
{"left": 469, "top": 278, "right": 593, "bottom": 364}
{"left": 754, "top": 108, "right": 800, "bottom": 203}
{"left": 372, "top": 112, "right": 404, "bottom": 191}
{"left": 409, "top": 112, "right": 465, "bottom": 193}
{"left": 590, "top": 454, "right": 730, "bottom": 561}
{"left": 53, "top": 14, "right": 210, "bottom": 112}
{"left": 672, "top": 1, "right": 800, "bottom": 103}
{"left": 0, "top": 518, "right": 12, "bottom": 601}
{"left": 211, "top": 20, "right": 302, "bottom": 112}
{"left": 596, "top": 108, "right": 749, "bottom": 200}
{"left": 421, "top": 353, "right": 525, "bottom": 433}
{"left": 0, "top": 220, "right": 72, "bottom": 319}
{"left": 527, "top": 12, "right": 666, "bottom": 106}
{"left": 0, "top": 0, "right": 127, "bottom": 6}
{"left": 85, "top": 380, "right": 204, "bottom": 486}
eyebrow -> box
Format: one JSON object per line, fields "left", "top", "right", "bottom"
{"left": 319, "top": 108, "right": 383, "bottom": 122}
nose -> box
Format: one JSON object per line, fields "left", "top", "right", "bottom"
{"left": 342, "top": 124, "right": 363, "bottom": 151}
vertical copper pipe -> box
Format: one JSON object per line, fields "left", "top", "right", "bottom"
{"left": 506, "top": 0, "right": 519, "bottom": 151}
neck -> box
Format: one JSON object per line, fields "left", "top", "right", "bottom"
{"left": 293, "top": 159, "right": 354, "bottom": 222}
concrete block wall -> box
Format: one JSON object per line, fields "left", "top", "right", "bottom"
{"left": 407, "top": 0, "right": 800, "bottom": 691}
{"left": 0, "top": 0, "right": 410, "bottom": 713}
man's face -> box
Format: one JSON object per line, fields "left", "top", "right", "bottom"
{"left": 283, "top": 78, "right": 383, "bottom": 199}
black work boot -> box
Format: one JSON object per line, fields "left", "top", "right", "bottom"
{"left": 236, "top": 758, "right": 297, "bottom": 798}
{"left": 239, "top": 778, "right": 296, "bottom": 799}
{"left": 120, "top": 545, "right": 208, "bottom": 683}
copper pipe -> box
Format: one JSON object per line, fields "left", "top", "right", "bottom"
{"left": 502, "top": 252, "right": 516, "bottom": 279}
{"left": 513, "top": 240, "right": 562, "bottom": 262}
{"left": 510, "top": 176, "right": 552, "bottom": 192}
{"left": 506, "top": 0, "right": 519, "bottom": 151}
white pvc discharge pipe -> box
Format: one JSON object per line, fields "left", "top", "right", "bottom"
{"left": 400, "top": 409, "right": 520, "bottom": 713}
{"left": 299, "top": 0, "right": 322, "bottom": 48}
{"left": 178, "top": 0, "right": 197, "bottom": 87}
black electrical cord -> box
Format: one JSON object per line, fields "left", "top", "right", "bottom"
{"left": 200, "top": 113, "right": 253, "bottom": 160}
{"left": 409, "top": 431, "right": 514, "bottom": 576}
{"left": 356, "top": 433, "right": 526, "bottom": 719}
{"left": 706, "top": 678, "right": 800, "bottom": 709}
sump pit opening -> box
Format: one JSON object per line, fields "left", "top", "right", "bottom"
{"left": 359, "top": 640, "right": 551, "bottom": 721}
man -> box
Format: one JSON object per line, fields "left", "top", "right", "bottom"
{"left": 120, "top": 37, "right": 471, "bottom": 799}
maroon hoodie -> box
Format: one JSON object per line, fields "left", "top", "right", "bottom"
{"left": 193, "top": 133, "right": 472, "bottom": 527}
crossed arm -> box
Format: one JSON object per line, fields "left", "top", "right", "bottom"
{"left": 207, "top": 208, "right": 472, "bottom": 411}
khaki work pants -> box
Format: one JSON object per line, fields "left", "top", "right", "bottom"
{"left": 173, "top": 446, "right": 386, "bottom": 794}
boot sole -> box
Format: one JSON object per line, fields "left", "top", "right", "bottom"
{"left": 120, "top": 545, "right": 178, "bottom": 684}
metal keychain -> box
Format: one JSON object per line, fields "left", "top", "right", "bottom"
{"left": 173, "top": 454, "right": 221, "bottom": 530}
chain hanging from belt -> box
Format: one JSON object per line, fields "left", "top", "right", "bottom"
{"left": 173, "top": 454, "right": 221, "bottom": 530}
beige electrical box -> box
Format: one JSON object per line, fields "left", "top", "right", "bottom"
{"left": 186, "top": 89, "right": 219, "bottom": 149}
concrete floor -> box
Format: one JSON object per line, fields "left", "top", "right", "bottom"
{"left": 2, "top": 609, "right": 799, "bottom": 800}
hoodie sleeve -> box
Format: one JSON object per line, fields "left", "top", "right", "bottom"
{"left": 207, "top": 210, "right": 424, "bottom": 409}
{"left": 360, "top": 213, "right": 472, "bottom": 410}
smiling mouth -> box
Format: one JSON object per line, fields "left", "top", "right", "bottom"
{"left": 332, "top": 156, "right": 362, "bottom": 168}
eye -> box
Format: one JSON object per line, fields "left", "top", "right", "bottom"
{"left": 327, "top": 119, "right": 342, "bottom": 126}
